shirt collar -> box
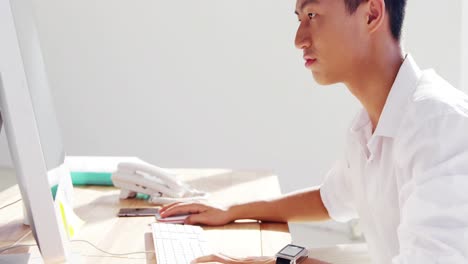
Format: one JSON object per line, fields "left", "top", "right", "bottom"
{"left": 372, "top": 54, "right": 423, "bottom": 138}
{"left": 348, "top": 54, "right": 423, "bottom": 161}
{"left": 350, "top": 108, "right": 372, "bottom": 134}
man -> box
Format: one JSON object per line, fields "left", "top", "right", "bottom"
{"left": 160, "top": 0, "right": 468, "bottom": 263}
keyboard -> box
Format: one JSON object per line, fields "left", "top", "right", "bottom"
{"left": 151, "top": 223, "right": 213, "bottom": 264}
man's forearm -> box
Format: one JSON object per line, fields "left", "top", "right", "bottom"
{"left": 227, "top": 187, "right": 330, "bottom": 222}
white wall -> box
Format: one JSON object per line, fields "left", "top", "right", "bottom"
{"left": 1, "top": 0, "right": 360, "bottom": 193}
{"left": 403, "top": 0, "right": 462, "bottom": 89}
{"left": 462, "top": 0, "right": 468, "bottom": 93}
{"left": 0, "top": 0, "right": 464, "bottom": 247}
{"left": 0, "top": 1, "right": 465, "bottom": 243}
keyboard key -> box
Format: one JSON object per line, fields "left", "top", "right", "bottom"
{"left": 152, "top": 223, "right": 213, "bottom": 264}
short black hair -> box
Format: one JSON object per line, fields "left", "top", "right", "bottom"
{"left": 344, "top": 0, "right": 407, "bottom": 40}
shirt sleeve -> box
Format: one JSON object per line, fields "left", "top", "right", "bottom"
{"left": 392, "top": 113, "right": 468, "bottom": 263}
{"left": 320, "top": 157, "right": 358, "bottom": 222}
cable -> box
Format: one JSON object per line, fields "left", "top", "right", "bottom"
{"left": 0, "top": 239, "right": 154, "bottom": 257}
{"left": 0, "top": 244, "right": 36, "bottom": 254}
{"left": 0, "top": 198, "right": 22, "bottom": 210}
{"left": 70, "top": 239, "right": 155, "bottom": 256}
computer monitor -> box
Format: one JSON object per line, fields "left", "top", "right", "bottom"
{"left": 0, "top": 0, "right": 73, "bottom": 262}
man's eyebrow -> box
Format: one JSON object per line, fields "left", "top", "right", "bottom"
{"left": 294, "top": 0, "right": 320, "bottom": 15}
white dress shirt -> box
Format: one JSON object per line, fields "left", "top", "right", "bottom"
{"left": 320, "top": 55, "right": 468, "bottom": 264}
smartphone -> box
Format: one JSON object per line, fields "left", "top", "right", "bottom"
{"left": 117, "top": 207, "right": 159, "bottom": 217}
{"left": 155, "top": 212, "right": 191, "bottom": 224}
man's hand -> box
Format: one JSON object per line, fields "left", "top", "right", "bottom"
{"left": 159, "top": 202, "right": 233, "bottom": 226}
{"left": 190, "top": 253, "right": 331, "bottom": 264}
{"left": 190, "top": 253, "right": 275, "bottom": 264}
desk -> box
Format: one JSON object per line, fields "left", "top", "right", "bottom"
{"left": 0, "top": 169, "right": 291, "bottom": 263}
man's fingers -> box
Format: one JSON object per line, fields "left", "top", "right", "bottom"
{"left": 160, "top": 203, "right": 207, "bottom": 217}
{"left": 190, "top": 253, "right": 237, "bottom": 264}
{"left": 184, "top": 213, "right": 207, "bottom": 225}
{"left": 159, "top": 202, "right": 183, "bottom": 214}
{"left": 190, "top": 253, "right": 276, "bottom": 264}
{"left": 190, "top": 254, "right": 218, "bottom": 263}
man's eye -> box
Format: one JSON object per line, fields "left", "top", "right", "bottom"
{"left": 297, "top": 13, "right": 317, "bottom": 22}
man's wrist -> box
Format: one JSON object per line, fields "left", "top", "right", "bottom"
{"left": 226, "top": 203, "right": 242, "bottom": 222}
{"left": 227, "top": 200, "right": 272, "bottom": 222}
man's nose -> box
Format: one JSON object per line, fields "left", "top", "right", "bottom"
{"left": 295, "top": 23, "right": 311, "bottom": 50}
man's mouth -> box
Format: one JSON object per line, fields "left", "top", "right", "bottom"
{"left": 304, "top": 58, "right": 317, "bottom": 68}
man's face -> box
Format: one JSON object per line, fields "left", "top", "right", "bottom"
{"left": 295, "top": 0, "right": 368, "bottom": 85}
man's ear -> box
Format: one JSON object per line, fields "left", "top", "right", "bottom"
{"left": 365, "top": 0, "right": 385, "bottom": 35}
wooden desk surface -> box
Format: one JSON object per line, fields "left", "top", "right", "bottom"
{"left": 0, "top": 169, "right": 291, "bottom": 263}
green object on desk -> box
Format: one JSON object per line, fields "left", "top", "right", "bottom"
{"left": 136, "top": 193, "right": 150, "bottom": 200}
{"left": 70, "top": 172, "right": 114, "bottom": 186}
{"left": 69, "top": 172, "right": 150, "bottom": 200}
{"left": 51, "top": 184, "right": 58, "bottom": 200}
{"left": 50, "top": 172, "right": 112, "bottom": 200}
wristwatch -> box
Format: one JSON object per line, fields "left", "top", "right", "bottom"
{"left": 275, "top": 244, "right": 308, "bottom": 264}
